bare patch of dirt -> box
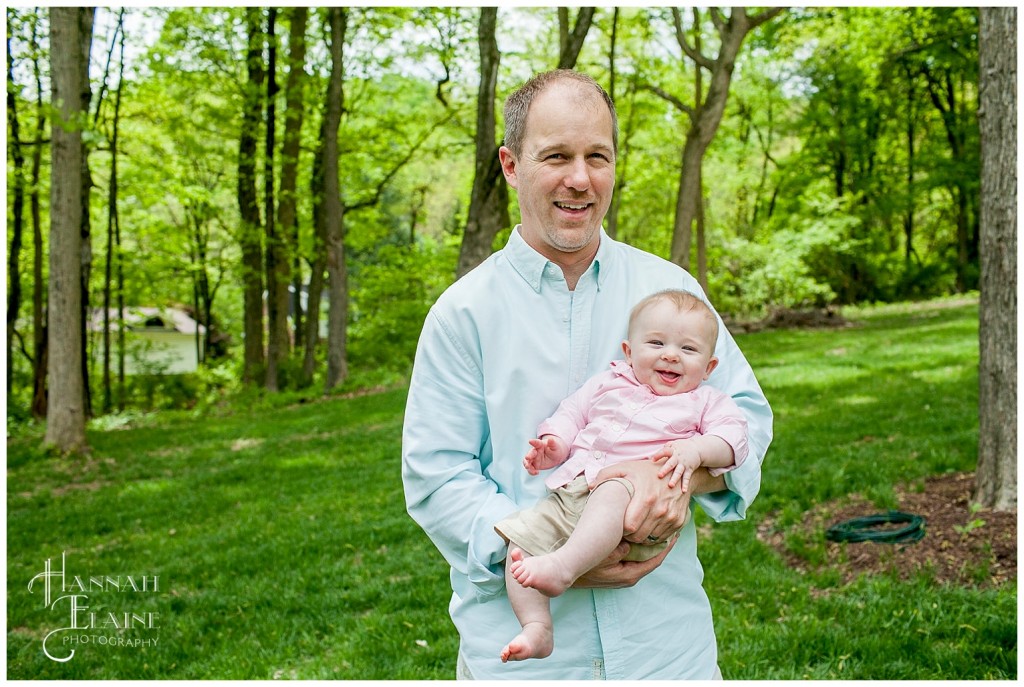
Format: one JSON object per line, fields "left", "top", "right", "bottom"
{"left": 758, "top": 472, "right": 1016, "bottom": 588}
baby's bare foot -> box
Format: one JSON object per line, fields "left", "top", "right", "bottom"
{"left": 500, "top": 621, "right": 553, "bottom": 662}
{"left": 509, "top": 549, "right": 575, "bottom": 597}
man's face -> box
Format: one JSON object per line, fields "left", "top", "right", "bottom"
{"left": 499, "top": 81, "right": 616, "bottom": 263}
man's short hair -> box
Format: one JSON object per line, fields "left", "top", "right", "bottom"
{"left": 502, "top": 69, "right": 619, "bottom": 158}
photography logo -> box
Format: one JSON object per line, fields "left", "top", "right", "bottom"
{"left": 28, "top": 551, "right": 161, "bottom": 662}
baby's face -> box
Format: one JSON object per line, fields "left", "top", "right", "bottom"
{"left": 622, "top": 300, "right": 718, "bottom": 396}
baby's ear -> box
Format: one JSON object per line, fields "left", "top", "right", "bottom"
{"left": 704, "top": 356, "right": 719, "bottom": 379}
{"left": 621, "top": 340, "right": 632, "bottom": 361}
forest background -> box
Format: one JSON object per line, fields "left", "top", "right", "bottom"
{"left": 6, "top": 6, "right": 987, "bottom": 421}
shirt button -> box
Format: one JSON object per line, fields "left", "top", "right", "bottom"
{"left": 611, "top": 422, "right": 622, "bottom": 432}
{"left": 593, "top": 450, "right": 604, "bottom": 461}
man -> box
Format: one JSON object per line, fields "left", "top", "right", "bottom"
{"left": 402, "top": 69, "right": 772, "bottom": 679}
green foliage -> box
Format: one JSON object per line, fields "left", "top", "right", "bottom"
{"left": 348, "top": 236, "right": 457, "bottom": 376}
{"left": 6, "top": 6, "right": 985, "bottom": 416}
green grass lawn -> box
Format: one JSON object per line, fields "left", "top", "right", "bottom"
{"left": 6, "top": 296, "right": 1016, "bottom": 679}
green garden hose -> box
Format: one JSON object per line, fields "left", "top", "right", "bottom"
{"left": 825, "top": 510, "right": 926, "bottom": 544}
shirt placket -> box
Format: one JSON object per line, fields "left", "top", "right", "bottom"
{"left": 566, "top": 274, "right": 595, "bottom": 393}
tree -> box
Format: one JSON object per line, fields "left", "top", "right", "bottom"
{"left": 44, "top": 7, "right": 94, "bottom": 453}
{"left": 323, "top": 6, "right": 349, "bottom": 391}
{"left": 975, "top": 7, "right": 1016, "bottom": 510}
{"left": 99, "top": 10, "right": 126, "bottom": 412}
{"left": 7, "top": 30, "right": 26, "bottom": 396}
{"left": 455, "top": 7, "right": 506, "bottom": 279}
{"left": 238, "top": 7, "right": 265, "bottom": 384}
{"left": 28, "top": 13, "right": 48, "bottom": 419}
{"left": 646, "top": 7, "right": 784, "bottom": 273}
{"left": 557, "top": 7, "right": 595, "bottom": 69}
{"left": 277, "top": 8, "right": 307, "bottom": 364}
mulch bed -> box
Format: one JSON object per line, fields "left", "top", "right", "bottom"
{"left": 758, "top": 472, "right": 1017, "bottom": 588}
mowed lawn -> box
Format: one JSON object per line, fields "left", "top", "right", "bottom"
{"left": 6, "top": 296, "right": 1016, "bottom": 679}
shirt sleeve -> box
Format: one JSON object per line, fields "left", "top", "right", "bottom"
{"left": 401, "top": 308, "right": 518, "bottom": 599}
{"left": 693, "top": 317, "right": 773, "bottom": 523}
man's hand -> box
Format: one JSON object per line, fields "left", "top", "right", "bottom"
{"left": 572, "top": 538, "right": 675, "bottom": 589}
{"left": 596, "top": 459, "right": 726, "bottom": 543}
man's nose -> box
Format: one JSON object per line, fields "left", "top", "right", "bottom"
{"left": 563, "top": 157, "right": 590, "bottom": 191}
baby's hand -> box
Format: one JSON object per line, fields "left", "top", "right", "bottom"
{"left": 523, "top": 436, "right": 566, "bottom": 474}
{"left": 650, "top": 440, "right": 702, "bottom": 492}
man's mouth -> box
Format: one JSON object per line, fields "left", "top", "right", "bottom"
{"left": 555, "top": 201, "right": 590, "bottom": 211}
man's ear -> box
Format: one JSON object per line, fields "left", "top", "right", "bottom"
{"left": 498, "top": 146, "right": 519, "bottom": 189}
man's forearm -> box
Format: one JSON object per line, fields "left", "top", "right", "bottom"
{"left": 686, "top": 466, "right": 727, "bottom": 495}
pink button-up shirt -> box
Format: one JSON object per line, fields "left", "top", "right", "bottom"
{"left": 540, "top": 360, "right": 749, "bottom": 490}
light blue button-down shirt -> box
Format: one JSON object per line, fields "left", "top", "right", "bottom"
{"left": 402, "top": 227, "right": 772, "bottom": 679}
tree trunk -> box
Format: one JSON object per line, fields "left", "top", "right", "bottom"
{"left": 323, "top": 7, "right": 349, "bottom": 391}
{"left": 264, "top": 8, "right": 283, "bottom": 391}
{"left": 7, "top": 35, "right": 26, "bottom": 396}
{"left": 239, "top": 7, "right": 265, "bottom": 384}
{"left": 605, "top": 7, "right": 622, "bottom": 240}
{"left": 102, "top": 13, "right": 125, "bottom": 413}
{"left": 302, "top": 116, "right": 328, "bottom": 388}
{"left": 455, "top": 7, "right": 508, "bottom": 279}
{"left": 78, "top": 8, "right": 95, "bottom": 420}
{"left": 557, "top": 7, "right": 595, "bottom": 69}
{"left": 664, "top": 8, "right": 784, "bottom": 269}
{"left": 975, "top": 6, "right": 1016, "bottom": 510}
{"left": 267, "top": 7, "right": 307, "bottom": 391}
{"left": 30, "top": 15, "right": 47, "bottom": 419}
{"left": 44, "top": 7, "right": 93, "bottom": 453}
{"left": 282, "top": 8, "right": 308, "bottom": 355}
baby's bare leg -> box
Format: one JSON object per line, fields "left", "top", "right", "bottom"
{"left": 501, "top": 547, "right": 554, "bottom": 662}
{"left": 510, "top": 480, "right": 632, "bottom": 597}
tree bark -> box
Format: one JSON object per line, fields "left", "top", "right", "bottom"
{"left": 7, "top": 34, "right": 26, "bottom": 396}
{"left": 282, "top": 8, "right": 308, "bottom": 355}
{"left": 45, "top": 7, "right": 93, "bottom": 453}
{"left": 557, "top": 7, "right": 595, "bottom": 69}
{"left": 455, "top": 7, "right": 507, "bottom": 279}
{"left": 77, "top": 8, "right": 95, "bottom": 420}
{"left": 975, "top": 7, "right": 1016, "bottom": 510}
{"left": 323, "top": 7, "right": 349, "bottom": 391}
{"left": 302, "top": 116, "right": 328, "bottom": 387}
{"left": 30, "top": 15, "right": 48, "bottom": 419}
{"left": 264, "top": 8, "right": 283, "bottom": 391}
{"left": 102, "top": 12, "right": 125, "bottom": 413}
{"left": 239, "top": 7, "right": 265, "bottom": 384}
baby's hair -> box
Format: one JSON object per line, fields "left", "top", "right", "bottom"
{"left": 628, "top": 289, "right": 719, "bottom": 345}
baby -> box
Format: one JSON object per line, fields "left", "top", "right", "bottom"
{"left": 494, "top": 289, "right": 749, "bottom": 662}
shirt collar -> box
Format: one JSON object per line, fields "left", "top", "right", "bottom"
{"left": 504, "top": 225, "right": 610, "bottom": 293}
{"left": 609, "top": 359, "right": 640, "bottom": 385}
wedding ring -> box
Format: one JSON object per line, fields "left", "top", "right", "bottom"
{"left": 646, "top": 534, "right": 660, "bottom": 543}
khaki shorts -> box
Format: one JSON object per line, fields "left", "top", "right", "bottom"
{"left": 494, "top": 475, "right": 683, "bottom": 563}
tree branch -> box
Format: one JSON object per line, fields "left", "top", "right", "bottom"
{"left": 672, "top": 8, "right": 713, "bottom": 71}
{"left": 749, "top": 7, "right": 786, "bottom": 29}
{"left": 641, "top": 83, "right": 694, "bottom": 117}
{"left": 346, "top": 111, "right": 456, "bottom": 212}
